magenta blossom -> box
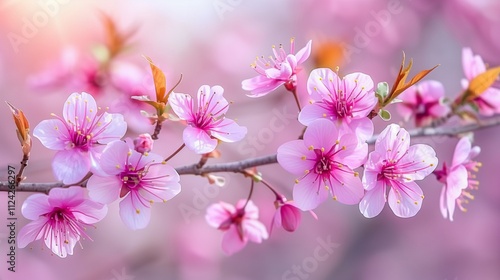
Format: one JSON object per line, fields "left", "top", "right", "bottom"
{"left": 277, "top": 119, "right": 367, "bottom": 211}
{"left": 242, "top": 39, "right": 312, "bottom": 97}
{"left": 87, "top": 140, "right": 181, "bottom": 230}
{"left": 33, "top": 92, "right": 127, "bottom": 184}
{"left": 462, "top": 47, "right": 500, "bottom": 116}
{"left": 205, "top": 199, "right": 268, "bottom": 255}
{"left": 18, "top": 186, "right": 107, "bottom": 258}
{"left": 299, "top": 68, "right": 377, "bottom": 141}
{"left": 360, "top": 124, "right": 438, "bottom": 218}
{"left": 270, "top": 196, "right": 317, "bottom": 233}
{"left": 397, "top": 80, "right": 450, "bottom": 127}
{"left": 435, "top": 137, "right": 481, "bottom": 221}
{"left": 133, "top": 133, "right": 154, "bottom": 154}
{"left": 168, "top": 85, "right": 247, "bottom": 154}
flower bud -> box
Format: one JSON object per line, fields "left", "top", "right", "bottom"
{"left": 133, "top": 133, "right": 153, "bottom": 153}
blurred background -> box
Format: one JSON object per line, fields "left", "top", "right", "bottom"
{"left": 1, "top": 0, "right": 500, "bottom": 279}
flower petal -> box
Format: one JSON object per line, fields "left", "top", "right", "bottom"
{"left": 242, "top": 75, "right": 284, "bottom": 97}
{"left": 330, "top": 167, "right": 364, "bottom": 205}
{"left": 52, "top": 149, "right": 90, "bottom": 184}
{"left": 17, "top": 216, "right": 49, "bottom": 248}
{"left": 303, "top": 119, "right": 339, "bottom": 151}
{"left": 21, "top": 194, "right": 51, "bottom": 220}
{"left": 307, "top": 68, "right": 340, "bottom": 99}
{"left": 205, "top": 201, "right": 234, "bottom": 228}
{"left": 359, "top": 180, "right": 387, "bottom": 218}
{"left": 298, "top": 103, "right": 335, "bottom": 126}
{"left": 398, "top": 144, "right": 438, "bottom": 181}
{"left": 94, "top": 112, "right": 127, "bottom": 144}
{"left": 87, "top": 175, "right": 122, "bottom": 204}
{"left": 63, "top": 92, "right": 98, "bottom": 125}
{"left": 295, "top": 40, "right": 312, "bottom": 65}
{"left": 99, "top": 140, "right": 129, "bottom": 175}
{"left": 33, "top": 119, "right": 68, "bottom": 150}
{"left": 221, "top": 225, "right": 247, "bottom": 255}
{"left": 168, "top": 92, "right": 195, "bottom": 122}
{"left": 277, "top": 140, "right": 315, "bottom": 175}
{"left": 243, "top": 219, "right": 268, "bottom": 243}
{"left": 452, "top": 137, "right": 471, "bottom": 167}
{"left": 47, "top": 186, "right": 84, "bottom": 208}
{"left": 119, "top": 191, "right": 152, "bottom": 230}
{"left": 387, "top": 180, "right": 423, "bottom": 218}
{"left": 72, "top": 200, "right": 108, "bottom": 224}
{"left": 210, "top": 119, "right": 247, "bottom": 143}
{"left": 293, "top": 174, "right": 328, "bottom": 211}
{"left": 183, "top": 126, "right": 218, "bottom": 154}
{"left": 197, "top": 85, "right": 229, "bottom": 117}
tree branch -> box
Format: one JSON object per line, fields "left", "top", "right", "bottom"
{"left": 2, "top": 116, "right": 500, "bottom": 193}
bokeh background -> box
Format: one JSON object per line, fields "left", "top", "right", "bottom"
{"left": 1, "top": 0, "right": 500, "bottom": 279}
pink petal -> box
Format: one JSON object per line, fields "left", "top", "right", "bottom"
{"left": 221, "top": 225, "right": 247, "bottom": 255}
{"left": 477, "top": 88, "right": 500, "bottom": 116}
{"left": 341, "top": 117, "right": 374, "bottom": 143}
{"left": 242, "top": 75, "right": 284, "bottom": 97}
{"left": 238, "top": 199, "right": 259, "bottom": 220}
{"left": 265, "top": 62, "right": 292, "bottom": 80}
{"left": 205, "top": 201, "right": 234, "bottom": 228}
{"left": 52, "top": 149, "right": 90, "bottom": 184}
{"left": 33, "top": 119, "right": 69, "bottom": 150}
{"left": 303, "top": 119, "right": 339, "bottom": 151}
{"left": 210, "top": 119, "right": 247, "bottom": 143}
{"left": 374, "top": 124, "right": 410, "bottom": 161}
{"left": 446, "top": 165, "right": 468, "bottom": 198}
{"left": 183, "top": 126, "right": 218, "bottom": 154}
{"left": 99, "top": 140, "right": 129, "bottom": 175}
{"left": 21, "top": 194, "right": 52, "bottom": 220}
{"left": 62, "top": 92, "right": 98, "bottom": 125}
{"left": 362, "top": 166, "right": 382, "bottom": 192}
{"left": 336, "top": 133, "right": 368, "bottom": 168}
{"left": 440, "top": 185, "right": 456, "bottom": 221}
{"left": 307, "top": 68, "right": 340, "bottom": 99}
{"left": 17, "top": 216, "right": 49, "bottom": 248}
{"left": 168, "top": 92, "right": 195, "bottom": 122}
{"left": 428, "top": 102, "right": 451, "bottom": 118}
{"left": 398, "top": 144, "right": 438, "bottom": 180}
{"left": 72, "top": 200, "right": 108, "bottom": 224}
{"left": 330, "top": 167, "right": 364, "bottom": 205}
{"left": 452, "top": 137, "right": 471, "bottom": 167}
{"left": 295, "top": 40, "right": 312, "bottom": 65}
{"left": 359, "top": 180, "right": 387, "bottom": 218}
{"left": 342, "top": 72, "right": 376, "bottom": 118}
{"left": 119, "top": 191, "right": 152, "bottom": 230}
{"left": 87, "top": 175, "right": 122, "bottom": 204}
{"left": 94, "top": 112, "right": 127, "bottom": 144}
{"left": 398, "top": 85, "right": 418, "bottom": 105}
{"left": 280, "top": 204, "right": 302, "bottom": 232}
{"left": 298, "top": 103, "right": 335, "bottom": 126}
{"left": 387, "top": 181, "right": 423, "bottom": 218}
{"left": 139, "top": 165, "right": 181, "bottom": 202}
{"left": 243, "top": 219, "right": 268, "bottom": 242}
{"left": 418, "top": 80, "right": 445, "bottom": 103}
{"left": 197, "top": 85, "right": 229, "bottom": 117}
{"left": 462, "top": 48, "right": 486, "bottom": 80}
{"left": 277, "top": 140, "right": 315, "bottom": 175}
{"left": 396, "top": 103, "right": 415, "bottom": 121}
{"left": 47, "top": 186, "right": 84, "bottom": 208}
{"left": 293, "top": 174, "right": 328, "bottom": 211}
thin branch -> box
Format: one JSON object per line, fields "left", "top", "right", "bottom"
{"left": 2, "top": 116, "right": 500, "bottom": 193}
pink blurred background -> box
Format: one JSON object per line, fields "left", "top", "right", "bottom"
{"left": 1, "top": 0, "right": 500, "bottom": 279}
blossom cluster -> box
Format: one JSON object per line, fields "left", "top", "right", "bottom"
{"left": 11, "top": 38, "right": 495, "bottom": 257}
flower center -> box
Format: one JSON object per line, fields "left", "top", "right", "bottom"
{"left": 315, "top": 156, "right": 332, "bottom": 174}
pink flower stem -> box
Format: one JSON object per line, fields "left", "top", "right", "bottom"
{"left": 241, "top": 179, "right": 255, "bottom": 211}
{"left": 290, "top": 88, "right": 301, "bottom": 112}
{"left": 164, "top": 143, "right": 186, "bottom": 163}
{"left": 259, "top": 178, "right": 282, "bottom": 200}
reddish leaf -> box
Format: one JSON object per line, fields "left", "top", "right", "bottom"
{"left": 143, "top": 56, "right": 167, "bottom": 103}
{"left": 466, "top": 66, "right": 500, "bottom": 100}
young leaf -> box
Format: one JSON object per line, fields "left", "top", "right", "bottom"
{"left": 143, "top": 56, "right": 167, "bottom": 103}
{"left": 466, "top": 66, "right": 500, "bottom": 100}
{"left": 379, "top": 109, "right": 391, "bottom": 121}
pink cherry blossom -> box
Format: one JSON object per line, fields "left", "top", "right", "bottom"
{"left": 133, "top": 133, "right": 154, "bottom": 154}
{"left": 205, "top": 199, "right": 268, "bottom": 255}
{"left": 87, "top": 140, "right": 181, "bottom": 230}
{"left": 299, "top": 68, "right": 377, "bottom": 141}
{"left": 277, "top": 119, "right": 367, "bottom": 211}
{"left": 33, "top": 92, "right": 127, "bottom": 184}
{"left": 242, "top": 39, "right": 312, "bottom": 97}
{"left": 18, "top": 186, "right": 107, "bottom": 258}
{"left": 461, "top": 47, "right": 500, "bottom": 116}
{"left": 397, "top": 80, "right": 450, "bottom": 127}
{"left": 435, "top": 137, "right": 481, "bottom": 221}
{"left": 360, "top": 124, "right": 438, "bottom": 218}
{"left": 168, "top": 85, "right": 247, "bottom": 154}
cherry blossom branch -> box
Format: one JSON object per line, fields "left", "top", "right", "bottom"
{"left": 2, "top": 115, "right": 500, "bottom": 193}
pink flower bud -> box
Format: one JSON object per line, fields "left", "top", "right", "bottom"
{"left": 134, "top": 133, "right": 154, "bottom": 153}
{"left": 278, "top": 203, "right": 302, "bottom": 232}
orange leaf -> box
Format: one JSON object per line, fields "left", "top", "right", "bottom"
{"left": 101, "top": 13, "right": 136, "bottom": 57}
{"left": 143, "top": 56, "right": 167, "bottom": 103}
{"left": 466, "top": 66, "right": 500, "bottom": 100}
{"left": 393, "top": 64, "right": 439, "bottom": 96}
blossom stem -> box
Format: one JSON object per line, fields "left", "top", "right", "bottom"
{"left": 15, "top": 154, "right": 29, "bottom": 188}
{"left": 151, "top": 121, "right": 162, "bottom": 140}
{"left": 241, "top": 179, "right": 255, "bottom": 211}
{"left": 259, "top": 178, "right": 282, "bottom": 200}
{"left": 291, "top": 88, "right": 301, "bottom": 112}
{"left": 164, "top": 143, "right": 186, "bottom": 162}
{"left": 4, "top": 115, "right": 500, "bottom": 193}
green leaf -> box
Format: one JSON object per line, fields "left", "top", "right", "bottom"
{"left": 379, "top": 109, "right": 391, "bottom": 121}
{"left": 375, "top": 82, "right": 389, "bottom": 99}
